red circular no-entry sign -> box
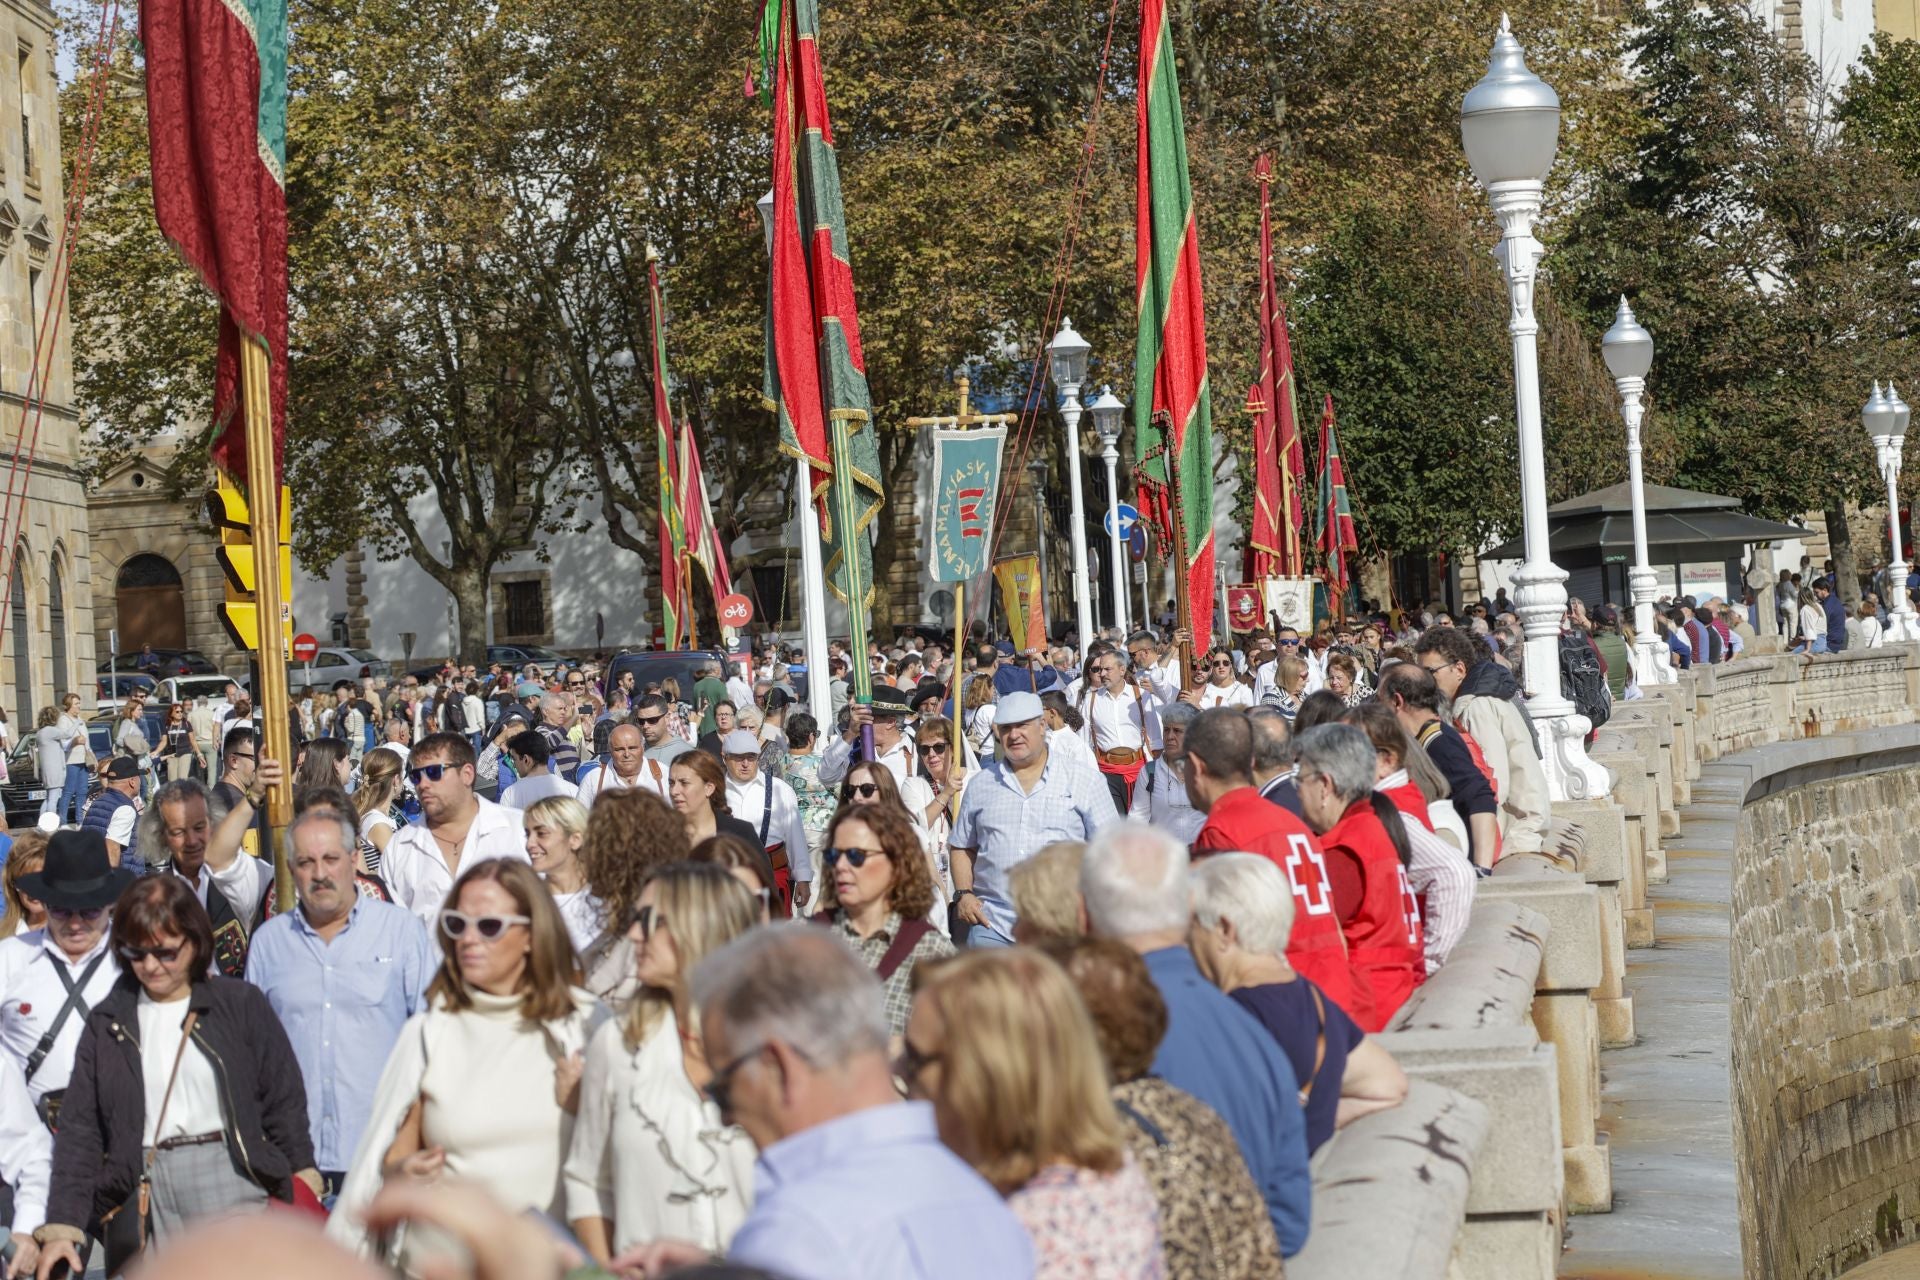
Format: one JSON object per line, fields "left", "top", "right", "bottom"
{"left": 718, "top": 594, "right": 754, "bottom": 628}
{"left": 292, "top": 633, "right": 320, "bottom": 663}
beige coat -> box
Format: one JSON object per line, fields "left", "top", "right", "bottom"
{"left": 1454, "top": 694, "right": 1549, "bottom": 855}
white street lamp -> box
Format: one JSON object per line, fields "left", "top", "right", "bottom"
{"left": 1868, "top": 382, "right": 1918, "bottom": 641}
{"left": 1048, "top": 319, "right": 1096, "bottom": 656}
{"left": 1600, "top": 296, "right": 1672, "bottom": 685}
{"left": 1090, "top": 387, "right": 1129, "bottom": 636}
{"left": 1462, "top": 16, "right": 1608, "bottom": 800}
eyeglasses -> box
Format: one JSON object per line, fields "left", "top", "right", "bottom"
{"left": 232, "top": 753, "right": 256, "bottom": 763}
{"left": 1417, "top": 661, "right": 1452, "bottom": 675}
{"left": 626, "top": 903, "right": 665, "bottom": 939}
{"left": 894, "top": 1037, "right": 942, "bottom": 1089}
{"left": 825, "top": 845, "right": 887, "bottom": 868}
{"left": 117, "top": 943, "right": 183, "bottom": 964}
{"left": 48, "top": 906, "right": 106, "bottom": 922}
{"left": 439, "top": 911, "right": 530, "bottom": 940}
{"left": 704, "top": 1043, "right": 769, "bottom": 1114}
{"left": 408, "top": 763, "right": 451, "bottom": 785}
{"left": 846, "top": 783, "right": 879, "bottom": 800}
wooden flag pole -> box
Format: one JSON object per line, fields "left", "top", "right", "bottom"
{"left": 239, "top": 339, "right": 293, "bottom": 912}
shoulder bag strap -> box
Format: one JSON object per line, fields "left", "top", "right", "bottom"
{"left": 759, "top": 770, "right": 774, "bottom": 846}
{"left": 145, "top": 1010, "right": 202, "bottom": 1171}
{"left": 1296, "top": 986, "right": 1329, "bottom": 1106}
{"left": 875, "top": 919, "right": 934, "bottom": 981}
{"left": 25, "top": 949, "right": 110, "bottom": 1082}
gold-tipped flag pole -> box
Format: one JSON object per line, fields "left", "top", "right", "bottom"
{"left": 240, "top": 341, "right": 294, "bottom": 911}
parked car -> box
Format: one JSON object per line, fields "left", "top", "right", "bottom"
{"left": 95, "top": 673, "right": 158, "bottom": 704}
{"left": 157, "top": 675, "right": 247, "bottom": 705}
{"left": 2, "top": 711, "right": 168, "bottom": 830}
{"left": 96, "top": 648, "right": 220, "bottom": 678}
{"left": 488, "top": 644, "right": 570, "bottom": 670}
{"left": 289, "top": 646, "right": 391, "bottom": 691}
{"left": 604, "top": 650, "right": 736, "bottom": 707}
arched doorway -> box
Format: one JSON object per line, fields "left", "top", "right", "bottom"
{"left": 47, "top": 560, "right": 66, "bottom": 699}
{"left": 9, "top": 552, "right": 28, "bottom": 721}
{"left": 115, "top": 554, "right": 186, "bottom": 651}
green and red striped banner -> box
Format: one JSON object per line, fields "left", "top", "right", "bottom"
{"left": 1245, "top": 153, "right": 1304, "bottom": 582}
{"left": 1134, "top": 0, "right": 1216, "bottom": 655}
{"left": 648, "top": 256, "right": 686, "bottom": 649}
{"left": 1315, "top": 394, "right": 1359, "bottom": 596}
{"left": 142, "top": 0, "right": 288, "bottom": 485}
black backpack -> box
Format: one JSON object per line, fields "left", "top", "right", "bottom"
{"left": 1558, "top": 632, "right": 1611, "bottom": 729}
{"left": 443, "top": 696, "right": 467, "bottom": 733}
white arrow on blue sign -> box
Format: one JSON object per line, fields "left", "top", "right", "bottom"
{"left": 1104, "top": 503, "right": 1141, "bottom": 538}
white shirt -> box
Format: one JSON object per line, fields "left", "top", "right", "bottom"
{"left": 137, "top": 992, "right": 223, "bottom": 1145}
{"left": 0, "top": 1055, "right": 47, "bottom": 1233}
{"left": 549, "top": 888, "right": 607, "bottom": 954}
{"left": 1252, "top": 660, "right": 1278, "bottom": 704}
{"left": 1192, "top": 680, "right": 1253, "bottom": 710}
{"left": 1082, "top": 685, "right": 1162, "bottom": 754}
{"left": 105, "top": 800, "right": 139, "bottom": 848}
{"left": 501, "top": 772, "right": 578, "bottom": 811}
{"left": 382, "top": 797, "right": 532, "bottom": 929}
{"left": 176, "top": 851, "right": 274, "bottom": 934}
{"left": 724, "top": 773, "right": 813, "bottom": 882}
{"left": 1126, "top": 757, "right": 1207, "bottom": 844}
{"left": 1135, "top": 656, "right": 1181, "bottom": 703}
{"left": 0, "top": 931, "right": 122, "bottom": 1100}
{"left": 576, "top": 759, "right": 668, "bottom": 805}
{"left": 817, "top": 735, "right": 935, "bottom": 819}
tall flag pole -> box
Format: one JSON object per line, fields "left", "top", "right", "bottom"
{"left": 647, "top": 249, "right": 686, "bottom": 650}
{"left": 762, "top": 0, "right": 884, "bottom": 739}
{"left": 144, "top": 0, "right": 294, "bottom": 905}
{"left": 679, "top": 419, "right": 736, "bottom": 644}
{"left": 1134, "top": 0, "right": 1216, "bottom": 682}
{"left": 1314, "top": 393, "right": 1359, "bottom": 614}
{"left": 1244, "top": 153, "right": 1304, "bottom": 582}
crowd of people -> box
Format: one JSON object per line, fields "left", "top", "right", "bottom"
{"left": 0, "top": 582, "right": 1834, "bottom": 1279}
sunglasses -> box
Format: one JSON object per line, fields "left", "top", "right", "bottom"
{"left": 626, "top": 903, "right": 666, "bottom": 939}
{"left": 48, "top": 906, "right": 106, "bottom": 922}
{"left": 919, "top": 742, "right": 949, "bottom": 755}
{"left": 825, "top": 846, "right": 886, "bottom": 868}
{"left": 1276, "top": 638, "right": 1301, "bottom": 647}
{"left": 704, "top": 1043, "right": 768, "bottom": 1114}
{"left": 439, "top": 911, "right": 530, "bottom": 940}
{"left": 846, "top": 783, "right": 879, "bottom": 800}
{"left": 894, "top": 1037, "right": 942, "bottom": 1089}
{"left": 635, "top": 714, "right": 665, "bottom": 727}
{"left": 117, "top": 943, "right": 183, "bottom": 964}
{"left": 408, "top": 763, "right": 452, "bottom": 785}
{"left": 1210, "top": 660, "right": 1234, "bottom": 670}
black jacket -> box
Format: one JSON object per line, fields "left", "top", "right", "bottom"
{"left": 44, "top": 974, "right": 314, "bottom": 1232}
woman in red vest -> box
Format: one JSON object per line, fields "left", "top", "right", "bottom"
{"left": 1291, "top": 723, "right": 1424, "bottom": 1032}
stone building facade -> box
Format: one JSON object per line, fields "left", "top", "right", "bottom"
{"left": 0, "top": 0, "right": 97, "bottom": 719}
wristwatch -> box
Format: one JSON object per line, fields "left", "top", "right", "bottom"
{"left": 954, "top": 888, "right": 976, "bottom": 899}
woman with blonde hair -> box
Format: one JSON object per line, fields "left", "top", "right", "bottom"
{"left": 352, "top": 747, "right": 406, "bottom": 876}
{"left": 577, "top": 788, "right": 691, "bottom": 1005}
{"left": 812, "top": 803, "right": 954, "bottom": 1036}
{"left": 962, "top": 675, "right": 998, "bottom": 752}
{"left": 327, "top": 858, "right": 606, "bottom": 1264}
{"left": 906, "top": 949, "right": 1164, "bottom": 1278}
{"left": 526, "top": 795, "right": 600, "bottom": 952}
{"left": 1269, "top": 655, "right": 1309, "bottom": 722}
{"left": 565, "top": 863, "right": 760, "bottom": 1263}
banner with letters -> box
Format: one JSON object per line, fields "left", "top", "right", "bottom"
{"left": 994, "top": 554, "right": 1048, "bottom": 651}
{"left": 930, "top": 427, "right": 1007, "bottom": 584}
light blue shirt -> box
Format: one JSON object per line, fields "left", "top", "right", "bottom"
{"left": 949, "top": 748, "right": 1118, "bottom": 934}
{"left": 245, "top": 892, "right": 439, "bottom": 1169}
{"left": 729, "top": 1101, "right": 1034, "bottom": 1280}
{"left": 1143, "top": 946, "right": 1311, "bottom": 1255}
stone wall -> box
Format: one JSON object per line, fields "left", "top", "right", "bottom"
{"left": 1732, "top": 762, "right": 1920, "bottom": 1279}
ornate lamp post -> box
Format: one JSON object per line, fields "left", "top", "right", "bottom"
{"left": 1867, "top": 383, "right": 1917, "bottom": 641}
{"left": 1090, "top": 387, "right": 1128, "bottom": 636}
{"left": 1601, "top": 297, "right": 1672, "bottom": 684}
{"left": 1048, "top": 320, "right": 1096, "bottom": 655}
{"left": 1461, "top": 17, "right": 1609, "bottom": 799}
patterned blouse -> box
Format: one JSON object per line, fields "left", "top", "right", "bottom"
{"left": 1110, "top": 1078, "right": 1283, "bottom": 1280}
{"left": 825, "top": 909, "right": 955, "bottom": 1036}
{"left": 1009, "top": 1157, "right": 1166, "bottom": 1280}
{"left": 784, "top": 752, "right": 838, "bottom": 848}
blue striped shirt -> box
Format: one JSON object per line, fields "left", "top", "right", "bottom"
{"left": 949, "top": 747, "right": 1117, "bottom": 934}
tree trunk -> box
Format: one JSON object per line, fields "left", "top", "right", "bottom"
{"left": 449, "top": 563, "right": 492, "bottom": 667}
{"left": 1825, "top": 499, "right": 1861, "bottom": 611}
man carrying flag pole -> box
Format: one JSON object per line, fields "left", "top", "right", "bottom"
{"left": 143, "top": 0, "right": 294, "bottom": 906}
{"left": 762, "top": 0, "right": 885, "bottom": 756}
{"left": 1134, "top": 0, "right": 1216, "bottom": 690}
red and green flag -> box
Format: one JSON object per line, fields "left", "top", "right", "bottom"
{"left": 1244, "top": 153, "right": 1303, "bottom": 582}
{"left": 142, "top": 0, "right": 288, "bottom": 485}
{"left": 679, "top": 421, "right": 735, "bottom": 621}
{"left": 1134, "top": 0, "right": 1216, "bottom": 657}
{"left": 648, "top": 254, "right": 686, "bottom": 649}
{"left": 762, "top": 0, "right": 882, "bottom": 700}
{"left": 1314, "top": 394, "right": 1359, "bottom": 596}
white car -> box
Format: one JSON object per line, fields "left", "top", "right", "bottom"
{"left": 290, "top": 646, "right": 391, "bottom": 691}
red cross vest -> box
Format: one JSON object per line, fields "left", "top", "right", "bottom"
{"left": 1192, "top": 788, "right": 1356, "bottom": 1018}
{"left": 1320, "top": 799, "right": 1425, "bottom": 1033}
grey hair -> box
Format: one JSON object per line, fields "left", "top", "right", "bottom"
{"left": 1080, "top": 820, "right": 1191, "bottom": 939}
{"left": 138, "top": 778, "right": 217, "bottom": 867}
{"left": 688, "top": 921, "right": 888, "bottom": 1068}
{"left": 540, "top": 692, "right": 569, "bottom": 718}
{"left": 288, "top": 805, "right": 357, "bottom": 857}
{"left": 1246, "top": 706, "right": 1293, "bottom": 770}
{"left": 1191, "top": 853, "right": 1296, "bottom": 958}
{"left": 1159, "top": 701, "right": 1199, "bottom": 731}
{"left": 1294, "top": 723, "right": 1377, "bottom": 803}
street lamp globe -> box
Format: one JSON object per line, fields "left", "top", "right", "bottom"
{"left": 1864, "top": 382, "right": 1896, "bottom": 449}
{"left": 1890, "top": 383, "right": 1911, "bottom": 450}
{"left": 1600, "top": 296, "right": 1653, "bottom": 380}
{"left": 1089, "top": 387, "right": 1125, "bottom": 445}
{"left": 1460, "top": 15, "right": 1561, "bottom": 188}
{"left": 1048, "top": 319, "right": 1091, "bottom": 391}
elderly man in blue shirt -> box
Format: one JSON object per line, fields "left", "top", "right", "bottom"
{"left": 614, "top": 923, "right": 1034, "bottom": 1280}
{"left": 1082, "top": 819, "right": 1313, "bottom": 1256}
{"left": 246, "top": 806, "right": 438, "bottom": 1194}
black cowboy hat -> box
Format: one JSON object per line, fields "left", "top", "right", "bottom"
{"left": 17, "top": 829, "right": 137, "bottom": 912}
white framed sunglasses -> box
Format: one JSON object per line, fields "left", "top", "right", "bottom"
{"left": 440, "top": 910, "right": 531, "bottom": 940}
